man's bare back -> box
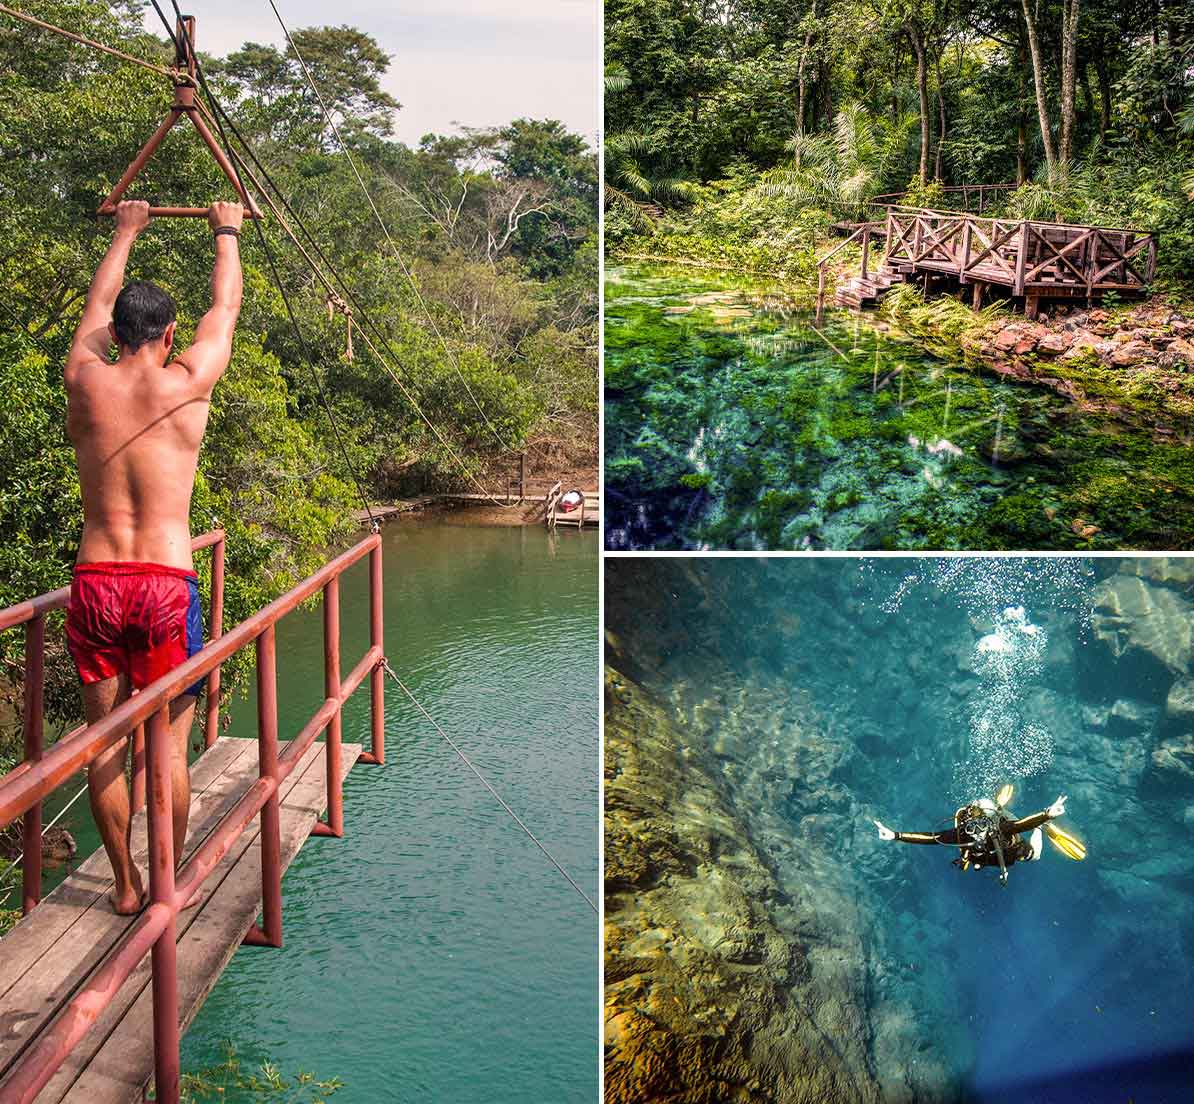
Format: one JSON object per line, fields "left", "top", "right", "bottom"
{"left": 66, "top": 200, "right": 244, "bottom": 570}
{"left": 64, "top": 199, "right": 244, "bottom": 914}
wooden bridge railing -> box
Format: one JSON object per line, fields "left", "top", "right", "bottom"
{"left": 883, "top": 207, "right": 1156, "bottom": 303}
{"left": 0, "top": 531, "right": 386, "bottom": 1104}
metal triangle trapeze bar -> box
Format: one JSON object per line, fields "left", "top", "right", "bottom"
{"left": 97, "top": 15, "right": 262, "bottom": 220}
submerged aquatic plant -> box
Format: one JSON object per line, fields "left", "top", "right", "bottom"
{"left": 173, "top": 1043, "right": 342, "bottom": 1103}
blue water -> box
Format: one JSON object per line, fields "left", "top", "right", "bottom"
{"left": 179, "top": 521, "right": 599, "bottom": 1101}
{"left": 605, "top": 556, "right": 1194, "bottom": 1103}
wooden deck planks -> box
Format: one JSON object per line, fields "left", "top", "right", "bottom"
{"left": 0, "top": 736, "right": 360, "bottom": 1103}
{"left": 0, "top": 739, "right": 253, "bottom": 1062}
{"left": 53, "top": 742, "right": 360, "bottom": 1104}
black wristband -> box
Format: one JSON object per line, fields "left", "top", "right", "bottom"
{"left": 213, "top": 226, "right": 240, "bottom": 238}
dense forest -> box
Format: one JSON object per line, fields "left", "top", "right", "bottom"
{"left": 605, "top": 0, "right": 1194, "bottom": 285}
{"left": 0, "top": 1, "right": 597, "bottom": 746}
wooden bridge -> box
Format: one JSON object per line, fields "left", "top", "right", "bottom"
{"left": 820, "top": 206, "right": 1157, "bottom": 318}
{"left": 0, "top": 530, "right": 386, "bottom": 1103}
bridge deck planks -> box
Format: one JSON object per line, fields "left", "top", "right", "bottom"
{"left": 0, "top": 736, "right": 361, "bottom": 1103}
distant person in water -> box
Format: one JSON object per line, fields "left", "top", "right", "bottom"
{"left": 64, "top": 199, "right": 244, "bottom": 914}
{"left": 872, "top": 786, "right": 1085, "bottom": 885}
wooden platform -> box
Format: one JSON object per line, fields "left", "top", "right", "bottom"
{"left": 0, "top": 736, "right": 360, "bottom": 1103}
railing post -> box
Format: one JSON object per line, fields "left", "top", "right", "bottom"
{"left": 322, "top": 578, "right": 343, "bottom": 835}
{"left": 860, "top": 228, "right": 871, "bottom": 280}
{"left": 368, "top": 542, "right": 385, "bottom": 765}
{"left": 130, "top": 723, "right": 147, "bottom": 814}
{"left": 256, "top": 626, "right": 283, "bottom": 947}
{"left": 146, "top": 704, "right": 180, "bottom": 1104}
{"left": 21, "top": 615, "right": 44, "bottom": 914}
{"left": 205, "top": 532, "right": 225, "bottom": 748}
{"left": 1014, "top": 220, "right": 1028, "bottom": 297}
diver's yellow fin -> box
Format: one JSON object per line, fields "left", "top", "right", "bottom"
{"left": 995, "top": 783, "right": 1014, "bottom": 807}
{"left": 1044, "top": 821, "right": 1087, "bottom": 861}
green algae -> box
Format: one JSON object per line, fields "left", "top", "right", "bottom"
{"left": 605, "top": 263, "right": 1194, "bottom": 550}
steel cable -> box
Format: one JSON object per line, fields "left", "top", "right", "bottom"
{"left": 381, "top": 659, "right": 597, "bottom": 914}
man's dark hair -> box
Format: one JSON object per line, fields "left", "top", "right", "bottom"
{"left": 112, "top": 280, "right": 176, "bottom": 352}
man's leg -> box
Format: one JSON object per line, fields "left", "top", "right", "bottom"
{"left": 83, "top": 676, "right": 144, "bottom": 914}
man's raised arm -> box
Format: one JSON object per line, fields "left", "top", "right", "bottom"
{"left": 66, "top": 200, "right": 150, "bottom": 378}
{"left": 178, "top": 201, "right": 244, "bottom": 386}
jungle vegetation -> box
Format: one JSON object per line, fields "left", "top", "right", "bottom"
{"left": 605, "top": 0, "right": 1194, "bottom": 285}
{"left": 0, "top": 1, "right": 597, "bottom": 746}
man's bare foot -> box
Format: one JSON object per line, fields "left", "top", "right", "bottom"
{"left": 180, "top": 885, "right": 204, "bottom": 910}
{"left": 110, "top": 881, "right": 148, "bottom": 916}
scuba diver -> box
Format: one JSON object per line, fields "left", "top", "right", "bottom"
{"left": 872, "top": 785, "right": 1086, "bottom": 886}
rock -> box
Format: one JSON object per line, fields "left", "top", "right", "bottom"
{"left": 1109, "top": 341, "right": 1151, "bottom": 367}
{"left": 1149, "top": 737, "right": 1194, "bottom": 787}
{"left": 1070, "top": 518, "right": 1100, "bottom": 538}
{"left": 992, "top": 327, "right": 1022, "bottom": 351}
{"left": 1168, "top": 677, "right": 1194, "bottom": 720}
{"left": 1089, "top": 574, "right": 1194, "bottom": 693}
{"left": 1037, "top": 332, "right": 1072, "bottom": 355}
{"left": 1119, "top": 558, "right": 1194, "bottom": 587}
{"left": 1013, "top": 336, "right": 1039, "bottom": 355}
{"left": 1090, "top": 309, "right": 1109, "bottom": 322}
{"left": 1151, "top": 334, "right": 1176, "bottom": 350}
{"left": 1168, "top": 337, "right": 1194, "bottom": 366}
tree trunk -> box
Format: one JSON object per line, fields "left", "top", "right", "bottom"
{"left": 934, "top": 53, "right": 947, "bottom": 181}
{"left": 909, "top": 27, "right": 930, "bottom": 184}
{"left": 1017, "top": 34, "right": 1028, "bottom": 184}
{"left": 797, "top": 29, "right": 814, "bottom": 136}
{"left": 1020, "top": 0, "right": 1057, "bottom": 177}
{"left": 1059, "top": 0, "right": 1081, "bottom": 164}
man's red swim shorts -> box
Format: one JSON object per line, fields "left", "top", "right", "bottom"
{"left": 66, "top": 562, "right": 205, "bottom": 696}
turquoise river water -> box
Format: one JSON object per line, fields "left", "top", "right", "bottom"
{"left": 16, "top": 520, "right": 599, "bottom": 1102}
{"left": 605, "top": 263, "right": 1194, "bottom": 551}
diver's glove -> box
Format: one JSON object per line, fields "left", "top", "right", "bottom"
{"left": 873, "top": 819, "right": 896, "bottom": 841}
{"left": 1046, "top": 793, "right": 1068, "bottom": 819}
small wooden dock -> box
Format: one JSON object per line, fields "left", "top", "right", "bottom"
{"left": 0, "top": 736, "right": 359, "bottom": 1103}
{"left": 823, "top": 206, "right": 1157, "bottom": 317}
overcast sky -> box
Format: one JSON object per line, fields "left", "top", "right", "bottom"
{"left": 143, "top": 0, "right": 598, "bottom": 146}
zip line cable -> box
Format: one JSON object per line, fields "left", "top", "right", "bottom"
{"left": 0, "top": 3, "right": 179, "bottom": 80}
{"left": 151, "top": 11, "right": 516, "bottom": 506}
{"left": 264, "top": 0, "right": 517, "bottom": 455}
{"left": 381, "top": 660, "right": 597, "bottom": 914}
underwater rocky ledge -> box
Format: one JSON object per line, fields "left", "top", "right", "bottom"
{"left": 604, "top": 557, "right": 1194, "bottom": 1103}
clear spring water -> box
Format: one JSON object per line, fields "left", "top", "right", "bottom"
{"left": 12, "top": 521, "right": 599, "bottom": 1101}
{"left": 605, "top": 556, "right": 1194, "bottom": 1103}
{"left": 604, "top": 264, "right": 1194, "bottom": 552}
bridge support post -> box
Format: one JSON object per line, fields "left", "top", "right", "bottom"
{"left": 256, "top": 626, "right": 284, "bottom": 948}
{"left": 1025, "top": 292, "right": 1040, "bottom": 320}
{"left": 21, "top": 614, "right": 44, "bottom": 914}
{"left": 971, "top": 280, "right": 986, "bottom": 311}
{"left": 816, "top": 265, "right": 826, "bottom": 322}
{"left": 368, "top": 542, "right": 385, "bottom": 765}
{"left": 322, "top": 577, "right": 344, "bottom": 836}
{"left": 147, "top": 704, "right": 180, "bottom": 1104}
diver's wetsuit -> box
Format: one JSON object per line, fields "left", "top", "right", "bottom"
{"left": 892, "top": 806, "right": 1054, "bottom": 872}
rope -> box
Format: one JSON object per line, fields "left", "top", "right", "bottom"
{"left": 380, "top": 659, "right": 597, "bottom": 914}
{"left": 264, "top": 0, "right": 518, "bottom": 455}
{"left": 149, "top": 0, "right": 379, "bottom": 529}
{"left": 0, "top": 3, "right": 181, "bottom": 81}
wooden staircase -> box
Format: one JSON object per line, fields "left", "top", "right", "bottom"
{"left": 835, "top": 263, "right": 907, "bottom": 309}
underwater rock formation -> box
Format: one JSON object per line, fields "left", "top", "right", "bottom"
{"left": 605, "top": 665, "right": 889, "bottom": 1104}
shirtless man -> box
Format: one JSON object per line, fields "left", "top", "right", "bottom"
{"left": 64, "top": 198, "right": 243, "bottom": 913}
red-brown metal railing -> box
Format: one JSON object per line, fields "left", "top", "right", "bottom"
{"left": 0, "top": 530, "right": 386, "bottom": 1104}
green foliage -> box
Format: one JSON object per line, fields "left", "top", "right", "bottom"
{"left": 173, "top": 1042, "right": 341, "bottom": 1103}
{"left": 0, "top": 1, "right": 596, "bottom": 735}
